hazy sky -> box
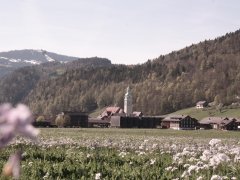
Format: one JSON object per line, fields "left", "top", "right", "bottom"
{"left": 0, "top": 0, "right": 239, "bottom": 64}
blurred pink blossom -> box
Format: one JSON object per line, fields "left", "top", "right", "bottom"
{"left": 0, "top": 103, "right": 39, "bottom": 148}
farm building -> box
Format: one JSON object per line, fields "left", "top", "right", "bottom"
{"left": 161, "top": 115, "right": 199, "bottom": 130}
{"left": 88, "top": 118, "right": 110, "bottom": 128}
{"left": 61, "top": 111, "right": 88, "bottom": 127}
{"left": 196, "top": 101, "right": 208, "bottom": 109}
{"left": 98, "top": 106, "right": 125, "bottom": 120}
{"left": 199, "top": 117, "right": 240, "bottom": 130}
{"left": 32, "top": 121, "right": 53, "bottom": 127}
{"left": 110, "top": 116, "right": 164, "bottom": 128}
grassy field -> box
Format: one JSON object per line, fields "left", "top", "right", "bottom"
{"left": 40, "top": 128, "right": 240, "bottom": 139}
{"left": 169, "top": 106, "right": 240, "bottom": 120}
{"left": 1, "top": 128, "right": 240, "bottom": 179}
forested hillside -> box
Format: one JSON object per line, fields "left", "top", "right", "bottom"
{"left": 2, "top": 30, "right": 240, "bottom": 115}
{"left": 0, "top": 57, "right": 112, "bottom": 105}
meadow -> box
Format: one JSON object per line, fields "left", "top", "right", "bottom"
{"left": 1, "top": 128, "right": 240, "bottom": 179}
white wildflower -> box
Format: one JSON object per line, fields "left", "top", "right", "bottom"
{"left": 209, "top": 139, "right": 221, "bottom": 147}
{"left": 171, "top": 167, "right": 178, "bottom": 172}
{"left": 187, "top": 165, "right": 197, "bottom": 174}
{"left": 152, "top": 143, "right": 158, "bottom": 149}
{"left": 119, "top": 151, "right": 127, "bottom": 157}
{"left": 95, "top": 173, "right": 101, "bottom": 180}
{"left": 197, "top": 176, "right": 203, "bottom": 180}
{"left": 209, "top": 153, "right": 230, "bottom": 166}
{"left": 150, "top": 158, "right": 156, "bottom": 165}
{"left": 43, "top": 172, "right": 49, "bottom": 179}
{"left": 181, "top": 170, "right": 189, "bottom": 178}
{"left": 211, "top": 175, "right": 222, "bottom": 180}
{"left": 234, "top": 155, "right": 240, "bottom": 162}
{"left": 87, "top": 154, "right": 91, "bottom": 158}
{"left": 138, "top": 151, "right": 146, "bottom": 156}
{"left": 165, "top": 166, "right": 172, "bottom": 171}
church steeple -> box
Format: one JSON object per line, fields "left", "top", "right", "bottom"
{"left": 124, "top": 86, "right": 132, "bottom": 115}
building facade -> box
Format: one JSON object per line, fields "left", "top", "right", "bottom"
{"left": 161, "top": 115, "right": 199, "bottom": 130}
{"left": 199, "top": 117, "right": 240, "bottom": 130}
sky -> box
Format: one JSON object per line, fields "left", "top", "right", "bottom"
{"left": 0, "top": 0, "right": 240, "bottom": 64}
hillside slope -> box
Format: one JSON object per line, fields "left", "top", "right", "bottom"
{"left": 0, "top": 57, "right": 112, "bottom": 104}
{"left": 169, "top": 107, "right": 240, "bottom": 120}
{"left": 1, "top": 29, "right": 240, "bottom": 115}
{"left": 24, "top": 29, "right": 240, "bottom": 115}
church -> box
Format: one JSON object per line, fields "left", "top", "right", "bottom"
{"left": 89, "top": 86, "right": 163, "bottom": 128}
{"left": 96, "top": 86, "right": 142, "bottom": 121}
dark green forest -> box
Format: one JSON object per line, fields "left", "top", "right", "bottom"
{"left": 1, "top": 30, "right": 240, "bottom": 116}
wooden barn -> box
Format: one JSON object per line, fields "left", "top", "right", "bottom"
{"left": 61, "top": 111, "right": 88, "bottom": 127}
{"left": 199, "top": 117, "right": 240, "bottom": 130}
{"left": 110, "top": 116, "right": 164, "bottom": 128}
{"left": 161, "top": 115, "right": 199, "bottom": 130}
{"left": 32, "top": 121, "right": 53, "bottom": 127}
{"left": 88, "top": 118, "right": 110, "bottom": 128}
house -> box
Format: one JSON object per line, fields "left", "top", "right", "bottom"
{"left": 196, "top": 101, "right": 208, "bottom": 109}
{"left": 161, "top": 115, "right": 199, "bottom": 130}
{"left": 98, "top": 106, "right": 124, "bottom": 120}
{"left": 199, "top": 117, "right": 240, "bottom": 130}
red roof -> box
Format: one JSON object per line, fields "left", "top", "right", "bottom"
{"left": 98, "top": 106, "right": 124, "bottom": 119}
{"left": 106, "top": 107, "right": 121, "bottom": 113}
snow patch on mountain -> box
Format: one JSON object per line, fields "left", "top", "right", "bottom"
{"left": 0, "top": 57, "right": 9, "bottom": 60}
{"left": 9, "top": 59, "right": 21, "bottom": 63}
{"left": 44, "top": 54, "right": 55, "bottom": 62}
{"left": 23, "top": 60, "right": 41, "bottom": 65}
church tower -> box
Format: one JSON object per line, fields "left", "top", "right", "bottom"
{"left": 124, "top": 86, "right": 133, "bottom": 116}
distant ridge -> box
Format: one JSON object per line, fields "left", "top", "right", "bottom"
{"left": 0, "top": 49, "right": 79, "bottom": 76}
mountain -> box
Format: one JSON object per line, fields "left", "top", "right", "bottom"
{"left": 1, "top": 29, "right": 240, "bottom": 116}
{"left": 0, "top": 49, "right": 79, "bottom": 77}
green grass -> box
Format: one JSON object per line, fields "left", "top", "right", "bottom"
{"left": 40, "top": 128, "right": 240, "bottom": 139}
{"left": 2, "top": 128, "right": 240, "bottom": 179}
{"left": 169, "top": 106, "right": 240, "bottom": 120}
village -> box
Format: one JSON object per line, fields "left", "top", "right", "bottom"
{"left": 33, "top": 87, "right": 240, "bottom": 131}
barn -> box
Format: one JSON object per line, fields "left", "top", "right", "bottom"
{"left": 161, "top": 115, "right": 199, "bottom": 130}
{"left": 110, "top": 115, "right": 164, "bottom": 128}
{"left": 199, "top": 117, "right": 240, "bottom": 130}
{"left": 61, "top": 111, "right": 88, "bottom": 127}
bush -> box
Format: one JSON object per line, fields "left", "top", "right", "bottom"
{"left": 36, "top": 116, "right": 45, "bottom": 122}
{"left": 55, "top": 114, "right": 71, "bottom": 127}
